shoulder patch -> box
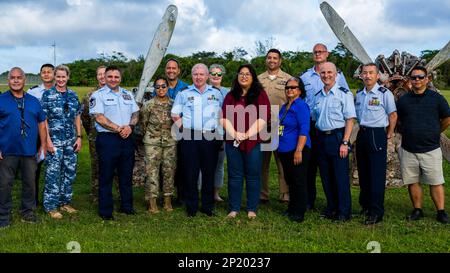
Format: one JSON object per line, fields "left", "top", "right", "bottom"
{"left": 29, "top": 85, "right": 39, "bottom": 89}
{"left": 89, "top": 97, "right": 96, "bottom": 108}
{"left": 378, "top": 86, "right": 388, "bottom": 93}
{"left": 338, "top": 87, "right": 349, "bottom": 93}
{"left": 337, "top": 68, "right": 343, "bottom": 74}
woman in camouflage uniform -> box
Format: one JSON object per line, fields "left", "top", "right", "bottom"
{"left": 141, "top": 76, "right": 177, "bottom": 213}
{"left": 42, "top": 65, "right": 82, "bottom": 219}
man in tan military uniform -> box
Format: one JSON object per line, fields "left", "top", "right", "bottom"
{"left": 81, "top": 66, "right": 106, "bottom": 202}
{"left": 257, "top": 49, "right": 292, "bottom": 203}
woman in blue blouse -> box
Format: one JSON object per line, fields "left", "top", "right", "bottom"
{"left": 277, "top": 77, "right": 311, "bottom": 223}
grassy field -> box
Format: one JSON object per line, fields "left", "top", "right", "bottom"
{"left": 0, "top": 86, "right": 448, "bottom": 253}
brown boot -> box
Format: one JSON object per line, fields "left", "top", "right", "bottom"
{"left": 163, "top": 196, "right": 173, "bottom": 212}
{"left": 148, "top": 198, "right": 159, "bottom": 214}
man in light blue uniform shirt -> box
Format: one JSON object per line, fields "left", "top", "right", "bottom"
{"left": 171, "top": 63, "right": 223, "bottom": 217}
{"left": 300, "top": 43, "right": 349, "bottom": 210}
{"left": 313, "top": 62, "right": 356, "bottom": 222}
{"left": 89, "top": 65, "right": 140, "bottom": 220}
{"left": 27, "top": 63, "right": 54, "bottom": 206}
{"left": 355, "top": 63, "right": 397, "bottom": 225}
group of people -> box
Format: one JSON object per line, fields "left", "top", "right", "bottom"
{"left": 0, "top": 43, "right": 449, "bottom": 228}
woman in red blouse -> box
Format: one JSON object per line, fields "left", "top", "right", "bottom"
{"left": 220, "top": 64, "right": 271, "bottom": 219}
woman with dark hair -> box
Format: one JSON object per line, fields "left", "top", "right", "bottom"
{"left": 220, "top": 64, "right": 271, "bottom": 219}
{"left": 141, "top": 76, "right": 176, "bottom": 214}
{"left": 277, "top": 77, "right": 311, "bottom": 222}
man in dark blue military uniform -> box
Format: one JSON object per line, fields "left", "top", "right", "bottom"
{"left": 171, "top": 63, "right": 223, "bottom": 217}
{"left": 300, "top": 43, "right": 349, "bottom": 210}
{"left": 355, "top": 63, "right": 397, "bottom": 225}
{"left": 312, "top": 62, "right": 356, "bottom": 222}
{"left": 89, "top": 66, "right": 140, "bottom": 220}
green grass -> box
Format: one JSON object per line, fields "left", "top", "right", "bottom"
{"left": 0, "top": 87, "right": 449, "bottom": 253}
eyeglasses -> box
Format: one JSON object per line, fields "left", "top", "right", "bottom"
{"left": 409, "top": 74, "right": 427, "bottom": 81}
{"left": 64, "top": 102, "right": 69, "bottom": 114}
{"left": 16, "top": 97, "right": 30, "bottom": 138}
{"left": 285, "top": 86, "right": 299, "bottom": 90}
{"left": 154, "top": 84, "right": 167, "bottom": 89}
{"left": 210, "top": 72, "right": 223, "bottom": 77}
{"left": 238, "top": 73, "right": 252, "bottom": 78}
{"left": 313, "top": 50, "right": 327, "bottom": 55}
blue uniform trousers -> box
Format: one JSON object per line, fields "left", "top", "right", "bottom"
{"left": 356, "top": 126, "right": 387, "bottom": 218}
{"left": 306, "top": 120, "right": 319, "bottom": 208}
{"left": 96, "top": 133, "right": 135, "bottom": 217}
{"left": 181, "top": 131, "right": 220, "bottom": 215}
{"left": 43, "top": 144, "right": 77, "bottom": 212}
{"left": 317, "top": 128, "right": 352, "bottom": 219}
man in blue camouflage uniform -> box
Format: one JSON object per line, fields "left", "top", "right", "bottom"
{"left": 27, "top": 63, "right": 54, "bottom": 206}
{"left": 300, "top": 43, "right": 350, "bottom": 210}
{"left": 41, "top": 65, "right": 82, "bottom": 219}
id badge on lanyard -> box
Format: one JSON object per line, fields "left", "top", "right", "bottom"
{"left": 278, "top": 125, "right": 284, "bottom": 136}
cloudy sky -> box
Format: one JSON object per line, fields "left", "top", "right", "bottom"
{"left": 1, "top": 0, "right": 449, "bottom": 73}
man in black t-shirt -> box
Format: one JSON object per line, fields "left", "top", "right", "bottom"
{"left": 397, "top": 66, "right": 450, "bottom": 224}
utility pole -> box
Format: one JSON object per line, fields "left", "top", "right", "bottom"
{"left": 52, "top": 41, "right": 56, "bottom": 66}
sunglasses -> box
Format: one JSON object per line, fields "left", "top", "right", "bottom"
{"left": 409, "top": 74, "right": 427, "bottom": 81}
{"left": 64, "top": 102, "right": 69, "bottom": 113}
{"left": 210, "top": 72, "right": 223, "bottom": 77}
{"left": 154, "top": 84, "right": 167, "bottom": 89}
{"left": 285, "top": 86, "right": 299, "bottom": 90}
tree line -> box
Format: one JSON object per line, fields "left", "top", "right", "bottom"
{"left": 2, "top": 43, "right": 448, "bottom": 89}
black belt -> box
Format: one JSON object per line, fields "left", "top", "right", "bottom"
{"left": 359, "top": 126, "right": 385, "bottom": 131}
{"left": 318, "top": 127, "right": 344, "bottom": 135}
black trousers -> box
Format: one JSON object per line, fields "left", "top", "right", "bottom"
{"left": 0, "top": 156, "right": 37, "bottom": 224}
{"left": 306, "top": 120, "right": 319, "bottom": 208}
{"left": 356, "top": 127, "right": 387, "bottom": 218}
{"left": 181, "top": 136, "right": 219, "bottom": 215}
{"left": 279, "top": 147, "right": 311, "bottom": 217}
{"left": 96, "top": 133, "right": 135, "bottom": 217}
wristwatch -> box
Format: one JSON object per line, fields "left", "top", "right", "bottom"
{"left": 77, "top": 135, "right": 82, "bottom": 139}
{"left": 341, "top": 140, "right": 349, "bottom": 146}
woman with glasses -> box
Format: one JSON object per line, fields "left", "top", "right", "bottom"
{"left": 277, "top": 77, "right": 311, "bottom": 223}
{"left": 41, "top": 65, "right": 82, "bottom": 219}
{"left": 220, "top": 64, "right": 270, "bottom": 219}
{"left": 140, "top": 76, "right": 176, "bottom": 214}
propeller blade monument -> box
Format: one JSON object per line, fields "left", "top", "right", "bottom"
{"left": 425, "top": 40, "right": 450, "bottom": 72}
{"left": 135, "top": 5, "right": 178, "bottom": 103}
{"left": 319, "top": 1, "right": 372, "bottom": 64}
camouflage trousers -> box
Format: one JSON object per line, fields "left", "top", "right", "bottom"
{"left": 144, "top": 144, "right": 176, "bottom": 200}
{"left": 88, "top": 138, "right": 119, "bottom": 200}
{"left": 43, "top": 145, "right": 77, "bottom": 212}
{"left": 133, "top": 138, "right": 147, "bottom": 187}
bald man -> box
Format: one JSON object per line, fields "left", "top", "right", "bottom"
{"left": 312, "top": 62, "right": 356, "bottom": 222}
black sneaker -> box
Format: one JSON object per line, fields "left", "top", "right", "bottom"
{"left": 119, "top": 209, "right": 136, "bottom": 215}
{"left": 21, "top": 213, "right": 39, "bottom": 224}
{"left": 407, "top": 208, "right": 424, "bottom": 221}
{"left": 364, "top": 215, "right": 383, "bottom": 225}
{"left": 436, "top": 211, "right": 449, "bottom": 224}
{"left": 0, "top": 221, "right": 10, "bottom": 229}
{"left": 100, "top": 215, "right": 114, "bottom": 221}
